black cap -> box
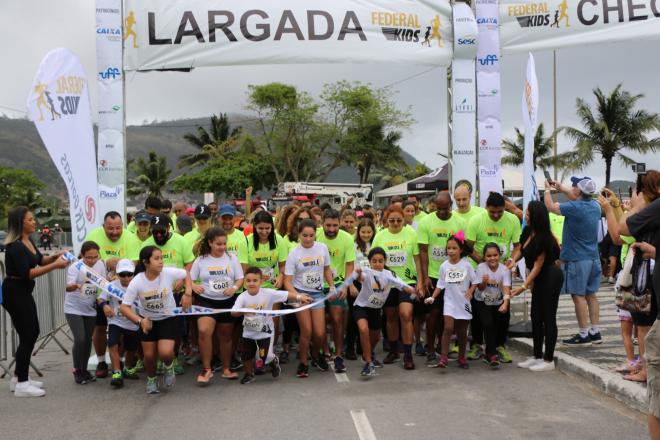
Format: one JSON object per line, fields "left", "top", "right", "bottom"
{"left": 150, "top": 213, "right": 171, "bottom": 228}
{"left": 134, "top": 210, "right": 152, "bottom": 224}
{"left": 194, "top": 204, "right": 211, "bottom": 219}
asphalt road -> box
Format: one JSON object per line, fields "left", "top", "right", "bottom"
{"left": 0, "top": 344, "right": 647, "bottom": 440}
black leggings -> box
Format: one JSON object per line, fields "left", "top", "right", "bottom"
{"left": 1, "top": 279, "right": 40, "bottom": 382}
{"left": 531, "top": 265, "right": 564, "bottom": 361}
{"left": 473, "top": 301, "right": 509, "bottom": 357}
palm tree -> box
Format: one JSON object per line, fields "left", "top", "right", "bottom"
{"left": 501, "top": 123, "right": 569, "bottom": 172}
{"left": 127, "top": 151, "right": 172, "bottom": 198}
{"left": 564, "top": 84, "right": 660, "bottom": 186}
{"left": 178, "top": 113, "right": 242, "bottom": 168}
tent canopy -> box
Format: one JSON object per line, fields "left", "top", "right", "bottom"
{"left": 407, "top": 165, "right": 449, "bottom": 192}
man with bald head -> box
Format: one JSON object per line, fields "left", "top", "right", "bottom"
{"left": 452, "top": 183, "right": 486, "bottom": 224}
{"left": 417, "top": 192, "right": 466, "bottom": 364}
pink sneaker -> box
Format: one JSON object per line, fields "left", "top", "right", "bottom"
{"left": 437, "top": 355, "right": 448, "bottom": 368}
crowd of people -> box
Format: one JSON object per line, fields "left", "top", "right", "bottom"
{"left": 2, "top": 173, "right": 659, "bottom": 435}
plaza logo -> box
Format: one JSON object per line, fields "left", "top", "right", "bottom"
{"left": 507, "top": 0, "right": 570, "bottom": 28}
{"left": 33, "top": 76, "right": 85, "bottom": 122}
{"left": 99, "top": 186, "right": 123, "bottom": 200}
{"left": 373, "top": 12, "right": 444, "bottom": 47}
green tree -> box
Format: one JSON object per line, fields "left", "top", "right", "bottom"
{"left": 370, "top": 162, "right": 431, "bottom": 189}
{"left": 127, "top": 151, "right": 172, "bottom": 198}
{"left": 501, "top": 123, "right": 571, "bottom": 172}
{"left": 178, "top": 113, "right": 242, "bottom": 169}
{"left": 0, "top": 166, "right": 47, "bottom": 225}
{"left": 564, "top": 84, "right": 660, "bottom": 185}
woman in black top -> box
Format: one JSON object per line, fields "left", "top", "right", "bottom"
{"left": 3, "top": 206, "right": 68, "bottom": 397}
{"left": 512, "top": 201, "right": 563, "bottom": 371}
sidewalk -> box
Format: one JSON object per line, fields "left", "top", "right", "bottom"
{"left": 509, "top": 282, "right": 648, "bottom": 413}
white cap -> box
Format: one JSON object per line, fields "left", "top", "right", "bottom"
{"left": 576, "top": 178, "right": 597, "bottom": 195}
{"left": 116, "top": 259, "right": 135, "bottom": 274}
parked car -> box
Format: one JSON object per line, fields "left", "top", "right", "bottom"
{"left": 0, "top": 230, "right": 6, "bottom": 252}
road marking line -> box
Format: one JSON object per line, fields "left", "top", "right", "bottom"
{"left": 350, "top": 409, "right": 377, "bottom": 440}
{"left": 335, "top": 372, "right": 350, "bottom": 383}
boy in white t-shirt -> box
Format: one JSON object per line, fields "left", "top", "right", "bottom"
{"left": 232, "top": 267, "right": 312, "bottom": 384}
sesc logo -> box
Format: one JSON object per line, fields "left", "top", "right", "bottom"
{"left": 457, "top": 37, "right": 476, "bottom": 45}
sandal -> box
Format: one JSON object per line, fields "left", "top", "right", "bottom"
{"left": 222, "top": 371, "right": 239, "bottom": 380}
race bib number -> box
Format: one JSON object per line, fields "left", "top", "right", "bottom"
{"left": 81, "top": 283, "right": 98, "bottom": 298}
{"left": 302, "top": 271, "right": 322, "bottom": 289}
{"left": 431, "top": 246, "right": 447, "bottom": 261}
{"left": 388, "top": 251, "right": 407, "bottom": 267}
{"left": 445, "top": 268, "right": 467, "bottom": 283}
{"left": 140, "top": 291, "right": 167, "bottom": 313}
{"left": 244, "top": 315, "right": 264, "bottom": 332}
{"left": 358, "top": 257, "right": 371, "bottom": 269}
{"left": 209, "top": 277, "right": 232, "bottom": 294}
{"left": 483, "top": 290, "right": 502, "bottom": 306}
{"left": 367, "top": 294, "right": 385, "bottom": 308}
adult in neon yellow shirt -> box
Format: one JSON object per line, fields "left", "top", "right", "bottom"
{"left": 132, "top": 210, "right": 152, "bottom": 244}
{"left": 452, "top": 184, "right": 487, "bottom": 224}
{"left": 417, "top": 193, "right": 466, "bottom": 359}
{"left": 549, "top": 212, "right": 565, "bottom": 246}
{"left": 406, "top": 194, "right": 428, "bottom": 223}
{"left": 183, "top": 204, "right": 213, "bottom": 254}
{"left": 141, "top": 214, "right": 195, "bottom": 269}
{"left": 372, "top": 205, "right": 423, "bottom": 370}
{"left": 246, "top": 211, "right": 289, "bottom": 289}
{"left": 316, "top": 209, "right": 355, "bottom": 373}
{"left": 127, "top": 196, "right": 162, "bottom": 234}
{"left": 216, "top": 204, "right": 248, "bottom": 265}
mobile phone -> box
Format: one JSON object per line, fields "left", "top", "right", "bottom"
{"left": 628, "top": 186, "right": 633, "bottom": 198}
{"left": 636, "top": 173, "right": 645, "bottom": 195}
{"left": 543, "top": 170, "right": 553, "bottom": 184}
{"left": 600, "top": 191, "right": 607, "bottom": 198}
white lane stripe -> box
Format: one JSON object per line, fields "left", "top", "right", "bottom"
{"left": 351, "top": 409, "right": 377, "bottom": 440}
{"left": 335, "top": 372, "right": 350, "bottom": 383}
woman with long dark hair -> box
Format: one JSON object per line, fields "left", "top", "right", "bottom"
{"left": 3, "top": 206, "right": 69, "bottom": 397}
{"left": 513, "top": 201, "right": 563, "bottom": 372}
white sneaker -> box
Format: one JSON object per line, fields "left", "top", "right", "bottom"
{"left": 14, "top": 381, "right": 46, "bottom": 397}
{"left": 529, "top": 361, "right": 555, "bottom": 372}
{"left": 517, "top": 357, "right": 541, "bottom": 368}
{"left": 9, "top": 377, "right": 44, "bottom": 392}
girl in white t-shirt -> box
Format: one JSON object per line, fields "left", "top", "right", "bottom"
{"left": 284, "top": 219, "right": 337, "bottom": 378}
{"left": 120, "top": 246, "right": 192, "bottom": 394}
{"left": 427, "top": 233, "right": 477, "bottom": 369}
{"left": 64, "top": 241, "right": 106, "bottom": 385}
{"left": 475, "top": 243, "right": 512, "bottom": 368}
{"left": 190, "top": 227, "right": 244, "bottom": 384}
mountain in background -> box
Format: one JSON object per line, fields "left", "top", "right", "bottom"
{"left": 0, "top": 115, "right": 423, "bottom": 200}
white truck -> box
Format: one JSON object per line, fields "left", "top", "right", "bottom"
{"left": 276, "top": 182, "right": 374, "bottom": 208}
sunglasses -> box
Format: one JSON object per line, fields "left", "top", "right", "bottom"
{"left": 388, "top": 219, "right": 403, "bottom": 223}
{"left": 118, "top": 272, "right": 134, "bottom": 277}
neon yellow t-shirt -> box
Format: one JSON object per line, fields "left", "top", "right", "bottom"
{"left": 372, "top": 227, "right": 419, "bottom": 285}
{"left": 141, "top": 233, "right": 195, "bottom": 268}
{"left": 85, "top": 227, "right": 140, "bottom": 261}
{"left": 466, "top": 211, "right": 522, "bottom": 261}
{"left": 414, "top": 211, "right": 428, "bottom": 223}
{"left": 452, "top": 205, "right": 487, "bottom": 224}
{"left": 316, "top": 229, "right": 356, "bottom": 284}
{"left": 282, "top": 235, "right": 298, "bottom": 253}
{"left": 621, "top": 235, "right": 635, "bottom": 266}
{"left": 417, "top": 213, "right": 466, "bottom": 280}
{"left": 246, "top": 233, "right": 289, "bottom": 287}
{"left": 549, "top": 212, "right": 565, "bottom": 245}
{"left": 226, "top": 229, "right": 248, "bottom": 265}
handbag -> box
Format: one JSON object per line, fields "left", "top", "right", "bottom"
{"left": 615, "top": 246, "right": 653, "bottom": 314}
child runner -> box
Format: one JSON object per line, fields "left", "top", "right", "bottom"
{"left": 65, "top": 241, "right": 106, "bottom": 384}
{"left": 474, "top": 243, "right": 512, "bottom": 368}
{"left": 99, "top": 259, "right": 140, "bottom": 388}
{"left": 120, "top": 246, "right": 193, "bottom": 394}
{"left": 231, "top": 267, "right": 312, "bottom": 384}
{"left": 426, "top": 233, "right": 477, "bottom": 369}
{"left": 339, "top": 247, "right": 416, "bottom": 377}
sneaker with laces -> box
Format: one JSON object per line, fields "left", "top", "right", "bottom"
{"left": 73, "top": 369, "right": 87, "bottom": 385}
{"left": 589, "top": 332, "right": 603, "bottom": 345}
{"left": 110, "top": 371, "right": 124, "bottom": 388}
{"left": 164, "top": 364, "right": 176, "bottom": 388}
{"left": 371, "top": 358, "right": 383, "bottom": 368}
{"left": 496, "top": 346, "right": 512, "bottom": 363}
{"left": 383, "top": 352, "right": 400, "bottom": 364}
{"left": 415, "top": 343, "right": 427, "bottom": 357}
{"left": 562, "top": 333, "right": 592, "bottom": 346}
{"left": 173, "top": 358, "right": 185, "bottom": 375}
{"left": 313, "top": 355, "right": 329, "bottom": 372}
{"left": 197, "top": 368, "right": 213, "bottom": 385}
{"left": 486, "top": 355, "right": 500, "bottom": 368}
{"left": 240, "top": 374, "right": 255, "bottom": 384}
{"left": 467, "top": 345, "right": 483, "bottom": 360}
{"left": 211, "top": 355, "right": 222, "bottom": 372}
{"left": 437, "top": 355, "right": 449, "bottom": 368}
{"left": 14, "top": 381, "right": 45, "bottom": 397}
{"left": 230, "top": 357, "right": 244, "bottom": 371}
{"left": 10, "top": 376, "right": 43, "bottom": 392}
{"left": 448, "top": 345, "right": 459, "bottom": 359}
{"left": 458, "top": 356, "right": 469, "bottom": 369}
{"left": 279, "top": 351, "right": 290, "bottom": 364}
{"left": 122, "top": 367, "right": 139, "bottom": 380}
{"left": 296, "top": 363, "right": 309, "bottom": 378}
{"left": 517, "top": 357, "right": 541, "bottom": 369}
{"left": 134, "top": 359, "right": 145, "bottom": 372}
{"left": 95, "top": 361, "right": 109, "bottom": 378}
{"left": 83, "top": 371, "right": 96, "bottom": 383}
{"left": 529, "top": 360, "right": 555, "bottom": 372}
{"left": 270, "top": 356, "right": 281, "bottom": 378}
{"left": 334, "top": 356, "right": 347, "bottom": 373}
{"left": 426, "top": 352, "right": 438, "bottom": 367}
{"left": 403, "top": 355, "right": 415, "bottom": 370}
{"left": 146, "top": 377, "right": 160, "bottom": 394}
{"left": 360, "top": 362, "right": 377, "bottom": 377}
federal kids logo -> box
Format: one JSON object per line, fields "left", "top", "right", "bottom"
{"left": 33, "top": 76, "right": 85, "bottom": 122}
{"left": 124, "top": 10, "right": 138, "bottom": 48}
{"left": 507, "top": 0, "right": 570, "bottom": 28}
{"left": 371, "top": 12, "right": 443, "bottom": 47}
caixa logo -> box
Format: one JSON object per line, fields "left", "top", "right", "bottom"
{"left": 457, "top": 37, "right": 476, "bottom": 45}
{"left": 85, "top": 195, "right": 96, "bottom": 223}
{"left": 100, "top": 186, "right": 123, "bottom": 199}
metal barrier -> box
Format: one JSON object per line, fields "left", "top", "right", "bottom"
{"left": 0, "top": 260, "right": 11, "bottom": 376}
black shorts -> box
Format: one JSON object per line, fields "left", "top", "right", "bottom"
{"left": 384, "top": 287, "right": 415, "bottom": 308}
{"left": 140, "top": 317, "right": 180, "bottom": 342}
{"left": 195, "top": 294, "right": 237, "bottom": 324}
{"left": 353, "top": 305, "right": 382, "bottom": 330}
{"left": 239, "top": 337, "right": 270, "bottom": 361}
{"left": 107, "top": 324, "right": 139, "bottom": 351}
{"left": 96, "top": 303, "right": 108, "bottom": 326}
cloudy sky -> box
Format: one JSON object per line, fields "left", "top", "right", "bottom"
{"left": 2, "top": 0, "right": 659, "bottom": 185}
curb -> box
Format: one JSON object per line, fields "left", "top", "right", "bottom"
{"left": 508, "top": 337, "right": 648, "bottom": 413}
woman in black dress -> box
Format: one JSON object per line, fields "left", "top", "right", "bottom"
{"left": 3, "top": 206, "right": 69, "bottom": 397}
